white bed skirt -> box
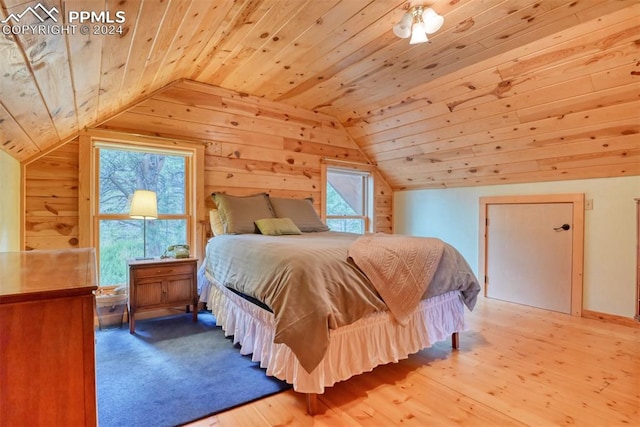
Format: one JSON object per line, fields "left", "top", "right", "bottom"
{"left": 199, "top": 267, "right": 466, "bottom": 394}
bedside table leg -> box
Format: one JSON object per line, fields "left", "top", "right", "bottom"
{"left": 129, "top": 312, "right": 135, "bottom": 334}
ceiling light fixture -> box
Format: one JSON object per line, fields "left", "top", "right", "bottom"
{"left": 393, "top": 5, "right": 444, "bottom": 44}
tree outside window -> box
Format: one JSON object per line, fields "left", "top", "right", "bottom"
{"left": 96, "top": 146, "right": 190, "bottom": 286}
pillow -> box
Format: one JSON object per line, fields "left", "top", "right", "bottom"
{"left": 212, "top": 192, "right": 275, "bottom": 234}
{"left": 208, "top": 209, "right": 225, "bottom": 236}
{"left": 268, "top": 197, "right": 329, "bottom": 232}
{"left": 255, "top": 218, "right": 302, "bottom": 236}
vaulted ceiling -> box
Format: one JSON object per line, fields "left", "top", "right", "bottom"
{"left": 1, "top": 0, "right": 638, "bottom": 189}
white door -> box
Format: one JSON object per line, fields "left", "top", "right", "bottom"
{"left": 486, "top": 203, "right": 573, "bottom": 314}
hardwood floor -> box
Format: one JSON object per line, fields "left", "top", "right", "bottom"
{"left": 187, "top": 297, "right": 640, "bottom": 426}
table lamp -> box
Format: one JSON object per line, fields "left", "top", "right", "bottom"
{"left": 129, "top": 190, "right": 157, "bottom": 259}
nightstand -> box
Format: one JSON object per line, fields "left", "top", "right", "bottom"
{"left": 128, "top": 257, "right": 198, "bottom": 334}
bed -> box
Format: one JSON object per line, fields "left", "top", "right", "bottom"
{"left": 197, "top": 193, "right": 481, "bottom": 413}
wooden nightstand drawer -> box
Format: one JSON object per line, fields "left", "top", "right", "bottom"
{"left": 133, "top": 263, "right": 194, "bottom": 279}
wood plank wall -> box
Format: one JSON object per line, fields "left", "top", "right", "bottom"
{"left": 24, "top": 140, "right": 80, "bottom": 250}
{"left": 99, "top": 80, "right": 392, "bottom": 233}
{"left": 22, "top": 81, "right": 392, "bottom": 250}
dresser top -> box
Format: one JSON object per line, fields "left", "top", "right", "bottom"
{"left": 0, "top": 248, "right": 97, "bottom": 303}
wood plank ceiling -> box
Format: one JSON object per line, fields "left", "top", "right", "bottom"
{"left": 1, "top": 0, "right": 638, "bottom": 189}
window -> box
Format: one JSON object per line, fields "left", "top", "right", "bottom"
{"left": 94, "top": 143, "right": 192, "bottom": 286}
{"left": 325, "top": 167, "right": 373, "bottom": 234}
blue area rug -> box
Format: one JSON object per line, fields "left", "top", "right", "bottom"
{"left": 95, "top": 311, "right": 291, "bottom": 427}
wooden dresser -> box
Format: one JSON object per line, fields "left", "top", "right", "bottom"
{"left": 0, "top": 248, "right": 98, "bottom": 426}
{"left": 128, "top": 257, "right": 198, "bottom": 333}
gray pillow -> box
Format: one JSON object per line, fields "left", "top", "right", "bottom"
{"left": 268, "top": 197, "right": 329, "bottom": 232}
{"left": 212, "top": 193, "right": 275, "bottom": 234}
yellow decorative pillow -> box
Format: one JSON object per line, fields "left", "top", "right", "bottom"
{"left": 209, "top": 209, "right": 225, "bottom": 236}
{"left": 255, "top": 218, "right": 302, "bottom": 236}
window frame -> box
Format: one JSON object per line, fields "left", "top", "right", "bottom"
{"left": 321, "top": 161, "right": 375, "bottom": 234}
{"left": 79, "top": 130, "right": 205, "bottom": 282}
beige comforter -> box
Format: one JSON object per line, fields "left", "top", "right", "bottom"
{"left": 205, "top": 232, "right": 387, "bottom": 373}
{"left": 204, "top": 231, "right": 480, "bottom": 374}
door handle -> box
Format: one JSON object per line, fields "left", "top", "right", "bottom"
{"left": 553, "top": 224, "right": 571, "bottom": 231}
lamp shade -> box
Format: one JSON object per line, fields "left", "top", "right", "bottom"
{"left": 394, "top": 5, "right": 444, "bottom": 44}
{"left": 393, "top": 12, "right": 412, "bottom": 38}
{"left": 129, "top": 190, "right": 158, "bottom": 219}
{"left": 422, "top": 8, "right": 444, "bottom": 34}
{"left": 409, "top": 22, "right": 428, "bottom": 44}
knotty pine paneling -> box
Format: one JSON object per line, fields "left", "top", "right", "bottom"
{"left": 21, "top": 78, "right": 393, "bottom": 254}
{"left": 4, "top": 0, "right": 78, "bottom": 143}
{"left": 5, "top": 1, "right": 636, "bottom": 194}
{"left": 100, "top": 81, "right": 393, "bottom": 233}
{"left": 374, "top": 170, "right": 393, "bottom": 233}
{"left": 344, "top": 5, "right": 640, "bottom": 190}
{"left": 23, "top": 139, "right": 80, "bottom": 250}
